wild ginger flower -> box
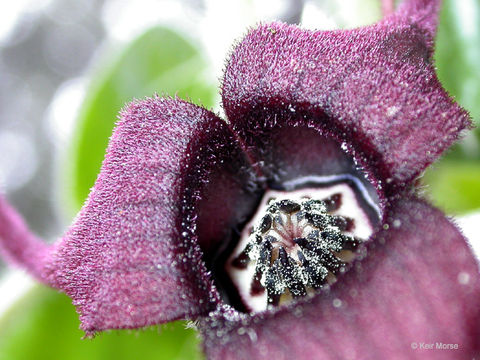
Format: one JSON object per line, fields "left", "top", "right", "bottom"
{"left": 1, "top": 0, "right": 479, "bottom": 359}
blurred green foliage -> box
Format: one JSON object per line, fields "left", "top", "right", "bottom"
{"left": 435, "top": 0, "right": 480, "bottom": 131}
{"left": 0, "top": 286, "right": 202, "bottom": 360}
{"left": 425, "top": 0, "right": 480, "bottom": 214}
{"left": 423, "top": 162, "right": 480, "bottom": 215}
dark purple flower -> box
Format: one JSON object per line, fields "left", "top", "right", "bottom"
{"left": 1, "top": 0, "right": 479, "bottom": 358}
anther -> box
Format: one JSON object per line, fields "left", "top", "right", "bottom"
{"left": 277, "top": 199, "right": 301, "bottom": 214}
{"left": 258, "top": 214, "right": 272, "bottom": 233}
{"left": 258, "top": 240, "right": 273, "bottom": 268}
{"left": 297, "top": 250, "right": 326, "bottom": 288}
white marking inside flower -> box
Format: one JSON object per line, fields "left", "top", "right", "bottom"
{"left": 226, "top": 182, "right": 378, "bottom": 313}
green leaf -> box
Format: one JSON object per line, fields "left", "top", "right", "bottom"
{"left": 64, "top": 27, "right": 216, "bottom": 213}
{"left": 423, "top": 161, "right": 480, "bottom": 215}
{"left": 0, "top": 286, "right": 203, "bottom": 360}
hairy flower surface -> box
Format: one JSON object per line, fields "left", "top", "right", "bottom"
{"left": 1, "top": 0, "right": 479, "bottom": 359}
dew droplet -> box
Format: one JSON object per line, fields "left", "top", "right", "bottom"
{"left": 332, "top": 298, "right": 342, "bottom": 308}
{"left": 458, "top": 272, "right": 470, "bottom": 285}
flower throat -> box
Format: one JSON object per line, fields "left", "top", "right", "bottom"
{"left": 225, "top": 180, "right": 378, "bottom": 313}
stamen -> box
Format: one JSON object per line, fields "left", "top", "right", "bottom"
{"left": 226, "top": 183, "right": 378, "bottom": 313}
{"left": 276, "top": 199, "right": 301, "bottom": 214}
{"left": 233, "top": 196, "right": 357, "bottom": 308}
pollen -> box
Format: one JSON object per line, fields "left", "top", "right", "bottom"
{"left": 226, "top": 182, "right": 378, "bottom": 312}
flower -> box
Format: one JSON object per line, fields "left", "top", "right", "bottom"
{"left": 1, "top": 0, "right": 480, "bottom": 358}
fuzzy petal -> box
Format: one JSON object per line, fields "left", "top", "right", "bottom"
{"left": 222, "top": 2, "right": 470, "bottom": 193}
{"left": 201, "top": 198, "right": 480, "bottom": 359}
{"left": 0, "top": 197, "right": 52, "bottom": 281}
{"left": 397, "top": 0, "right": 441, "bottom": 40}
{"left": 45, "top": 97, "right": 258, "bottom": 334}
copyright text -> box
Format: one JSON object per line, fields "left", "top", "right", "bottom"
{"left": 410, "top": 342, "right": 459, "bottom": 350}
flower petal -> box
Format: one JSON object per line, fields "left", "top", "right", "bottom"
{"left": 200, "top": 197, "right": 480, "bottom": 359}
{"left": 222, "top": 2, "right": 470, "bottom": 193}
{"left": 396, "top": 0, "right": 441, "bottom": 40}
{"left": 0, "top": 196, "right": 52, "bottom": 281}
{"left": 44, "top": 97, "right": 259, "bottom": 334}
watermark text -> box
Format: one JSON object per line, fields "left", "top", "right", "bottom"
{"left": 411, "top": 342, "right": 459, "bottom": 350}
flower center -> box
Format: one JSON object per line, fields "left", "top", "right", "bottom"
{"left": 225, "top": 181, "right": 378, "bottom": 312}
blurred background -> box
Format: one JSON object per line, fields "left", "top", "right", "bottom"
{"left": 0, "top": 0, "right": 478, "bottom": 359}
